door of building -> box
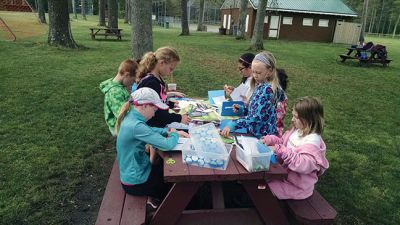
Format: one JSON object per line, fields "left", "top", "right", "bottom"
{"left": 269, "top": 15, "right": 280, "bottom": 38}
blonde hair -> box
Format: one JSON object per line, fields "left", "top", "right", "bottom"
{"left": 293, "top": 96, "right": 324, "bottom": 136}
{"left": 118, "top": 59, "right": 139, "bottom": 77}
{"left": 114, "top": 101, "right": 131, "bottom": 134}
{"left": 250, "top": 51, "right": 280, "bottom": 96}
{"left": 137, "top": 46, "right": 180, "bottom": 82}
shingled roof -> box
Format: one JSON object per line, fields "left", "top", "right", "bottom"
{"left": 221, "top": 0, "right": 357, "bottom": 17}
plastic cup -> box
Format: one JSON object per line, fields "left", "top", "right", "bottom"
{"left": 168, "top": 83, "right": 177, "bottom": 91}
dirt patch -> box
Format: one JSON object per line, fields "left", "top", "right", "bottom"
{"left": 68, "top": 141, "right": 116, "bottom": 225}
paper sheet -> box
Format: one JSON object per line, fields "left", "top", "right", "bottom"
{"left": 171, "top": 137, "right": 190, "bottom": 151}
{"left": 230, "top": 83, "right": 248, "bottom": 101}
{"left": 212, "top": 96, "right": 226, "bottom": 106}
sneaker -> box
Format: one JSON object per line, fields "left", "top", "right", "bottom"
{"left": 147, "top": 197, "right": 161, "bottom": 209}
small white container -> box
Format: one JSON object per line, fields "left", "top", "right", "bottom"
{"left": 168, "top": 83, "right": 177, "bottom": 91}
{"left": 234, "top": 136, "right": 273, "bottom": 172}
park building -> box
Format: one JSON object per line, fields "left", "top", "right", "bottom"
{"left": 220, "top": 0, "right": 358, "bottom": 43}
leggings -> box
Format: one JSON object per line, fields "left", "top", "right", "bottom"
{"left": 122, "top": 163, "right": 171, "bottom": 199}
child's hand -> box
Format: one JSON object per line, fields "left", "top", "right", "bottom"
{"left": 224, "top": 85, "right": 234, "bottom": 95}
{"left": 233, "top": 104, "right": 240, "bottom": 113}
{"left": 168, "top": 128, "right": 177, "bottom": 136}
{"left": 220, "top": 127, "right": 231, "bottom": 138}
{"left": 240, "top": 95, "right": 248, "bottom": 103}
{"left": 169, "top": 99, "right": 179, "bottom": 108}
{"left": 260, "top": 136, "right": 271, "bottom": 146}
{"left": 177, "top": 131, "right": 190, "bottom": 138}
{"left": 181, "top": 114, "right": 190, "bottom": 124}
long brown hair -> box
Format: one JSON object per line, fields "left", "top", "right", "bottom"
{"left": 293, "top": 96, "right": 324, "bottom": 136}
{"left": 137, "top": 46, "right": 180, "bottom": 82}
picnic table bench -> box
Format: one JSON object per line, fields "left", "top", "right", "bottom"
{"left": 90, "top": 28, "right": 123, "bottom": 40}
{"left": 95, "top": 160, "right": 147, "bottom": 225}
{"left": 339, "top": 46, "right": 392, "bottom": 67}
{"left": 95, "top": 147, "right": 337, "bottom": 225}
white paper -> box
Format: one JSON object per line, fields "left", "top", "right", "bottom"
{"left": 230, "top": 83, "right": 249, "bottom": 101}
{"left": 237, "top": 136, "right": 259, "bottom": 154}
{"left": 212, "top": 96, "right": 226, "bottom": 106}
{"left": 171, "top": 137, "right": 190, "bottom": 151}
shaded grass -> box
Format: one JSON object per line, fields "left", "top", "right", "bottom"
{"left": 0, "top": 12, "right": 399, "bottom": 225}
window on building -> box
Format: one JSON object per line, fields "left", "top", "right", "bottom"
{"left": 245, "top": 15, "right": 249, "bottom": 32}
{"left": 303, "top": 18, "right": 313, "bottom": 26}
{"left": 223, "top": 14, "right": 227, "bottom": 28}
{"left": 264, "top": 16, "right": 268, "bottom": 23}
{"left": 319, "top": 19, "right": 329, "bottom": 27}
{"left": 282, "top": 17, "right": 293, "bottom": 25}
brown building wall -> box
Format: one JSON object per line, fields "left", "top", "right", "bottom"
{"left": 278, "top": 13, "right": 337, "bottom": 42}
{"left": 220, "top": 8, "right": 256, "bottom": 38}
{"left": 221, "top": 8, "right": 354, "bottom": 42}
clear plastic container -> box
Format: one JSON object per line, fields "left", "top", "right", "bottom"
{"left": 234, "top": 136, "right": 273, "bottom": 172}
{"left": 182, "top": 123, "right": 232, "bottom": 170}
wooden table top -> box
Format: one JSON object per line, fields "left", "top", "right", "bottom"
{"left": 163, "top": 147, "right": 287, "bottom": 183}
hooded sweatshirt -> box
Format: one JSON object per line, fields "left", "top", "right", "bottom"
{"left": 100, "top": 78, "right": 130, "bottom": 135}
{"left": 264, "top": 128, "right": 329, "bottom": 200}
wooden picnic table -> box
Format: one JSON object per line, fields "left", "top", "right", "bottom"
{"left": 339, "top": 46, "right": 392, "bottom": 66}
{"left": 90, "top": 27, "right": 122, "bottom": 40}
{"left": 150, "top": 147, "right": 289, "bottom": 225}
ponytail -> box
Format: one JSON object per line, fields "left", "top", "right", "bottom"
{"left": 114, "top": 101, "right": 131, "bottom": 134}
{"left": 137, "top": 52, "right": 157, "bottom": 82}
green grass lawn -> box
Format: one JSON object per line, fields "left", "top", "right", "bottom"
{"left": 1, "top": 13, "right": 399, "bottom": 225}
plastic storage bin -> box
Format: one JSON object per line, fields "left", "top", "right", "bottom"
{"left": 234, "top": 136, "right": 273, "bottom": 172}
{"left": 182, "top": 123, "right": 232, "bottom": 170}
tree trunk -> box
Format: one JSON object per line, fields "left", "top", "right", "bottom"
{"left": 72, "top": 0, "right": 78, "bottom": 19}
{"left": 381, "top": 14, "right": 387, "bottom": 34}
{"left": 376, "top": 0, "right": 385, "bottom": 34}
{"left": 124, "top": 0, "right": 130, "bottom": 24}
{"left": 68, "top": 0, "right": 73, "bottom": 13}
{"left": 236, "top": 0, "right": 247, "bottom": 39}
{"left": 181, "top": 0, "right": 190, "bottom": 35}
{"left": 368, "top": 7, "right": 375, "bottom": 33}
{"left": 108, "top": 0, "right": 118, "bottom": 29}
{"left": 37, "top": 0, "right": 46, "bottom": 23}
{"left": 131, "top": 0, "right": 153, "bottom": 59}
{"left": 249, "top": 0, "right": 267, "bottom": 50}
{"left": 48, "top": 0, "right": 78, "bottom": 48}
{"left": 82, "top": 0, "right": 87, "bottom": 20}
{"left": 196, "top": 0, "right": 205, "bottom": 31}
{"left": 393, "top": 14, "right": 400, "bottom": 38}
{"left": 99, "top": 0, "right": 106, "bottom": 26}
{"left": 387, "top": 17, "right": 392, "bottom": 35}
{"left": 359, "top": 0, "right": 368, "bottom": 42}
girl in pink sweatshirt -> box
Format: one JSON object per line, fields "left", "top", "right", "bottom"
{"left": 260, "top": 96, "right": 329, "bottom": 200}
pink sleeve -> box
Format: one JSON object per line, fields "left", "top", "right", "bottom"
{"left": 274, "top": 143, "right": 322, "bottom": 174}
